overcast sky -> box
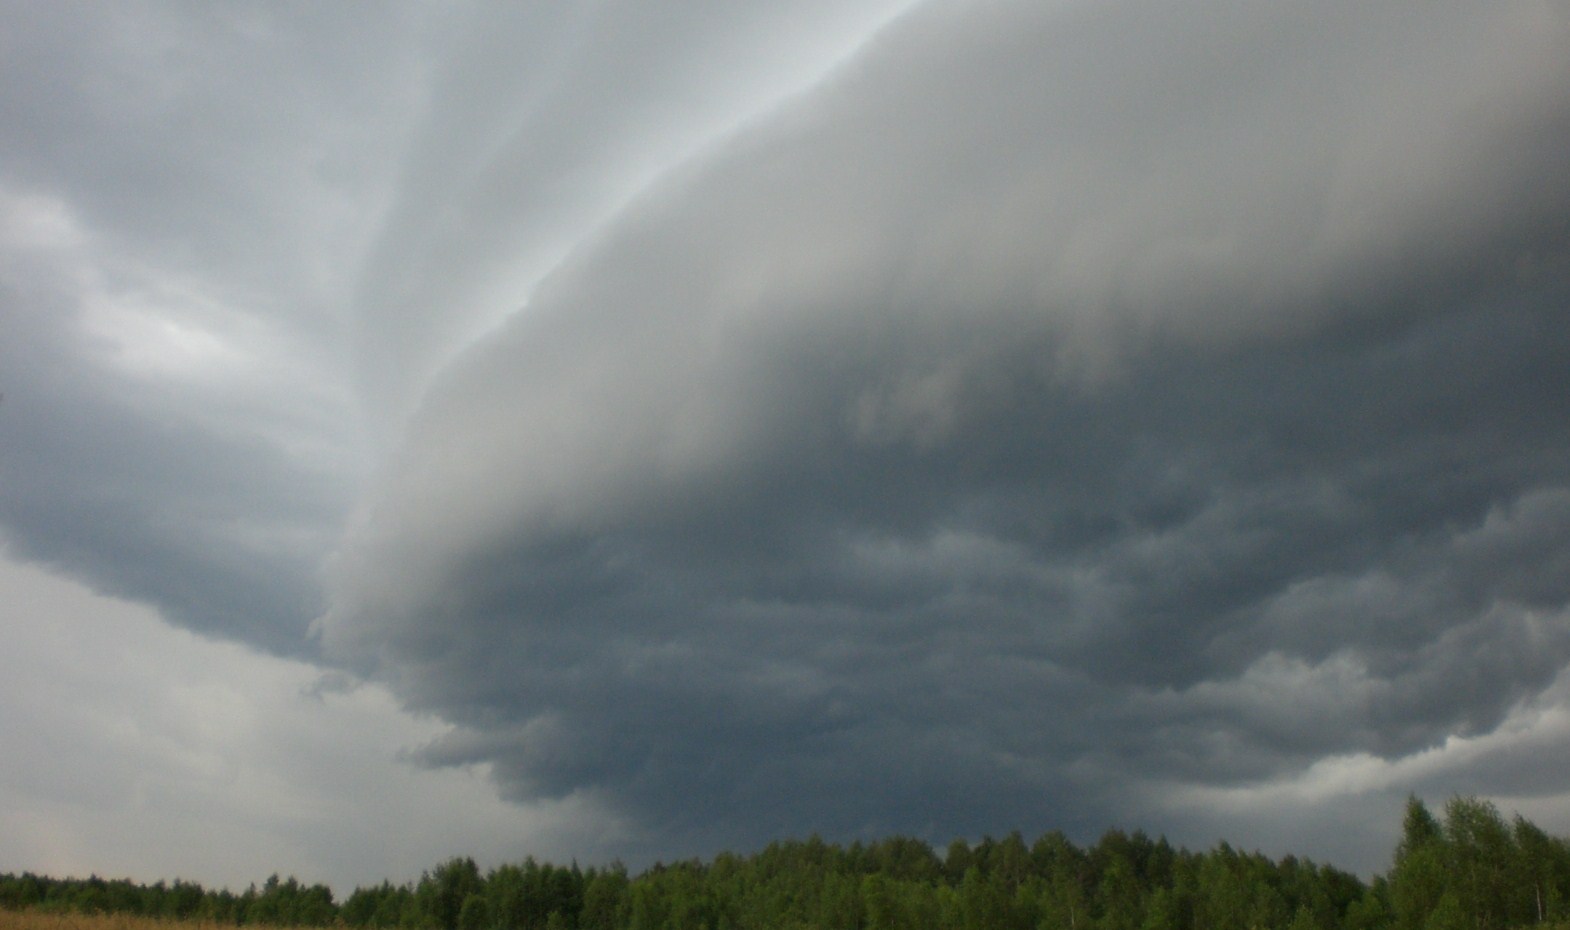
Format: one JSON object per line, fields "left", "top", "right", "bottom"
{"left": 4, "top": 0, "right": 1570, "bottom": 894}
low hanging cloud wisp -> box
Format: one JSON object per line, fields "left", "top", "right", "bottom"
{"left": 319, "top": 0, "right": 1570, "bottom": 861}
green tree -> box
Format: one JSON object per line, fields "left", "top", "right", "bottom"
{"left": 580, "top": 865, "right": 629, "bottom": 930}
{"left": 1390, "top": 799, "right": 1447, "bottom": 930}
{"left": 1513, "top": 815, "right": 1570, "bottom": 923}
{"left": 863, "top": 873, "right": 900, "bottom": 930}
{"left": 1193, "top": 847, "right": 1248, "bottom": 930}
{"left": 947, "top": 840, "right": 976, "bottom": 886}
{"left": 1444, "top": 797, "right": 1513, "bottom": 930}
{"left": 456, "top": 894, "right": 489, "bottom": 930}
{"left": 1095, "top": 855, "right": 1142, "bottom": 930}
{"left": 959, "top": 865, "right": 1018, "bottom": 930}
{"left": 486, "top": 864, "right": 529, "bottom": 930}
{"left": 344, "top": 882, "right": 402, "bottom": 927}
{"left": 417, "top": 858, "right": 484, "bottom": 930}
{"left": 1286, "top": 905, "right": 1321, "bottom": 930}
{"left": 1344, "top": 884, "right": 1392, "bottom": 930}
{"left": 1424, "top": 891, "right": 1467, "bottom": 930}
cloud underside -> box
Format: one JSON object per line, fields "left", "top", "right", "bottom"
{"left": 4, "top": 0, "right": 1570, "bottom": 875}
{"left": 315, "top": 1, "right": 1570, "bottom": 855}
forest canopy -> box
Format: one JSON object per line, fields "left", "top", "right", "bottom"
{"left": 2, "top": 797, "right": 1567, "bottom": 930}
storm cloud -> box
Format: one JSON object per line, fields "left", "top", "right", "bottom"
{"left": 5, "top": 0, "right": 1570, "bottom": 879}
{"left": 318, "top": 0, "right": 1570, "bottom": 859}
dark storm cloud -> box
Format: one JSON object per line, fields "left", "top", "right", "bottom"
{"left": 7, "top": 0, "right": 1570, "bottom": 879}
{"left": 0, "top": 3, "right": 388, "bottom": 649}
{"left": 0, "top": 209, "right": 349, "bottom": 652}
{"left": 0, "top": 0, "right": 905, "bottom": 653}
{"left": 321, "top": 0, "right": 1570, "bottom": 858}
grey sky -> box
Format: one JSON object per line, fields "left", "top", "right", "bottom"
{"left": 3, "top": 0, "right": 1570, "bottom": 891}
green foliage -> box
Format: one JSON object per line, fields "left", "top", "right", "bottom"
{"left": 580, "top": 864, "right": 629, "bottom": 930}
{"left": 1387, "top": 794, "right": 1570, "bottom": 930}
{"left": 343, "top": 881, "right": 415, "bottom": 929}
{"left": 6, "top": 797, "right": 1570, "bottom": 930}
{"left": 1392, "top": 799, "right": 1449, "bottom": 930}
{"left": 414, "top": 857, "right": 482, "bottom": 930}
{"left": 1345, "top": 884, "right": 1393, "bottom": 930}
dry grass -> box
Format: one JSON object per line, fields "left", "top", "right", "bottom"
{"left": 0, "top": 912, "right": 318, "bottom": 930}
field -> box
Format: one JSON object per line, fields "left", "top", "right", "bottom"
{"left": 0, "top": 914, "right": 303, "bottom": 930}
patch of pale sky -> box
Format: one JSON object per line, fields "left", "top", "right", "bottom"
{"left": 1154, "top": 658, "right": 1570, "bottom": 810}
{"left": 0, "top": 189, "right": 85, "bottom": 252}
{"left": 2, "top": 181, "right": 320, "bottom": 400}
{"left": 79, "top": 294, "right": 245, "bottom": 383}
{"left": 0, "top": 550, "right": 621, "bottom": 893}
{"left": 1116, "top": 661, "right": 1570, "bottom": 875}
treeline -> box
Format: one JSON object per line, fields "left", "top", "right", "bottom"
{"left": 3, "top": 796, "right": 1569, "bottom": 930}
{"left": 0, "top": 873, "right": 334, "bottom": 926}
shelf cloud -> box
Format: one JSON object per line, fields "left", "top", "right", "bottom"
{"left": 4, "top": 0, "right": 1570, "bottom": 878}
